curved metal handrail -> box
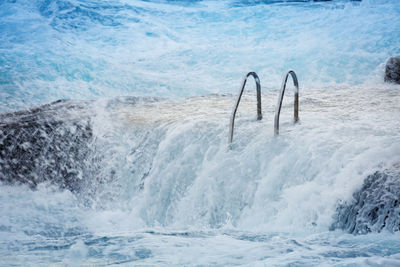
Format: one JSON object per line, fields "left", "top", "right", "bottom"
{"left": 228, "top": 72, "right": 262, "bottom": 146}
{"left": 274, "top": 70, "right": 299, "bottom": 136}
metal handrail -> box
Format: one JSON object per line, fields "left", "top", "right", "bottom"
{"left": 274, "top": 70, "right": 299, "bottom": 136}
{"left": 228, "top": 72, "right": 262, "bottom": 146}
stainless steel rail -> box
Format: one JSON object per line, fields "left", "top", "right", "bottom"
{"left": 228, "top": 72, "right": 262, "bottom": 146}
{"left": 274, "top": 70, "right": 299, "bottom": 136}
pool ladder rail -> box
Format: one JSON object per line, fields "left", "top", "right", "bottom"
{"left": 228, "top": 72, "right": 262, "bottom": 146}
{"left": 228, "top": 70, "right": 299, "bottom": 147}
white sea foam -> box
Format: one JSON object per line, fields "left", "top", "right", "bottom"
{"left": 1, "top": 83, "right": 400, "bottom": 264}
{"left": 1, "top": 0, "right": 399, "bottom": 111}
{"left": 1, "top": 0, "right": 400, "bottom": 265}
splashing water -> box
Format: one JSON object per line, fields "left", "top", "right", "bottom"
{"left": 1, "top": 0, "right": 400, "bottom": 111}
{"left": 1, "top": 0, "right": 400, "bottom": 265}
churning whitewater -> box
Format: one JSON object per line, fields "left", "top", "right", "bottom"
{"left": 1, "top": 0, "right": 400, "bottom": 266}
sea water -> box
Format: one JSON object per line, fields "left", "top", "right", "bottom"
{"left": 1, "top": 0, "right": 400, "bottom": 266}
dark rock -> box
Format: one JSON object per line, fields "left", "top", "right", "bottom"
{"left": 0, "top": 100, "right": 102, "bottom": 193}
{"left": 331, "top": 167, "right": 400, "bottom": 234}
{"left": 385, "top": 56, "right": 400, "bottom": 84}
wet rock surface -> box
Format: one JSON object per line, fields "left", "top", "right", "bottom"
{"left": 0, "top": 100, "right": 100, "bottom": 193}
{"left": 331, "top": 168, "right": 400, "bottom": 234}
{"left": 385, "top": 56, "right": 400, "bottom": 84}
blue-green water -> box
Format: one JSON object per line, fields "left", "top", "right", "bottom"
{"left": 1, "top": 0, "right": 399, "bottom": 112}
{"left": 1, "top": 0, "right": 400, "bottom": 266}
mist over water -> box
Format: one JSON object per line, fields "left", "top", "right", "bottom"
{"left": 1, "top": 0, "right": 400, "bottom": 266}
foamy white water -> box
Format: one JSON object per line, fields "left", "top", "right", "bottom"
{"left": 1, "top": 0, "right": 399, "bottom": 111}
{"left": 1, "top": 0, "right": 400, "bottom": 266}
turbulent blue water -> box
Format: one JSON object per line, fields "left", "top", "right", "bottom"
{"left": 1, "top": 0, "right": 400, "bottom": 266}
{"left": 1, "top": 0, "right": 399, "bottom": 112}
